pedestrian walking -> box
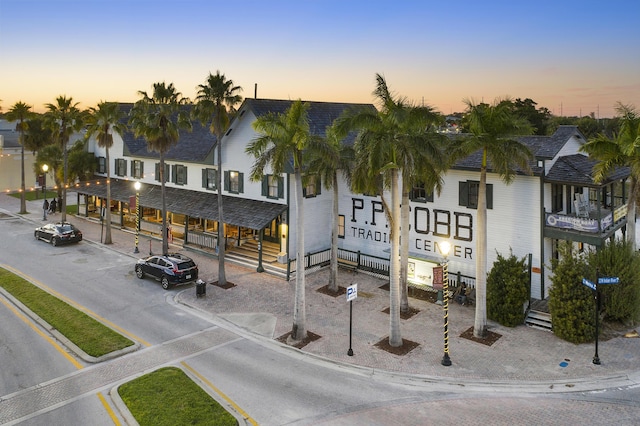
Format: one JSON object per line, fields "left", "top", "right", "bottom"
{"left": 49, "top": 198, "right": 57, "bottom": 214}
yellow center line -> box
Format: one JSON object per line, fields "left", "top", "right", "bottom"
{"left": 97, "top": 392, "right": 121, "bottom": 426}
{"left": 181, "top": 361, "right": 259, "bottom": 426}
{"left": 0, "top": 296, "right": 84, "bottom": 370}
{"left": 1, "top": 264, "right": 151, "bottom": 347}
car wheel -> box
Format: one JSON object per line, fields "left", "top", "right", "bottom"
{"left": 51, "top": 237, "right": 59, "bottom": 246}
{"left": 161, "top": 276, "right": 170, "bottom": 290}
{"left": 135, "top": 265, "right": 145, "bottom": 279}
{"left": 34, "top": 231, "right": 38, "bottom": 240}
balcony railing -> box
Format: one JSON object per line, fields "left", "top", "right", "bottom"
{"left": 545, "top": 204, "right": 627, "bottom": 234}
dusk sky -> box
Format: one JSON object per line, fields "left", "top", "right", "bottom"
{"left": 1, "top": 0, "right": 639, "bottom": 118}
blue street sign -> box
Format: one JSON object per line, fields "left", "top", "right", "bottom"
{"left": 598, "top": 276, "right": 619, "bottom": 285}
{"left": 582, "top": 278, "right": 596, "bottom": 291}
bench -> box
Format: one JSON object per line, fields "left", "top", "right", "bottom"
{"left": 338, "top": 259, "right": 358, "bottom": 273}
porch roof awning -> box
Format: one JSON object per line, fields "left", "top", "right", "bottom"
{"left": 74, "top": 179, "right": 287, "bottom": 230}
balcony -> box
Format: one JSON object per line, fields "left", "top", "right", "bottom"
{"left": 544, "top": 204, "right": 628, "bottom": 244}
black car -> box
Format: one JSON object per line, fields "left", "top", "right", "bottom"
{"left": 34, "top": 222, "right": 83, "bottom": 246}
{"left": 135, "top": 253, "right": 199, "bottom": 289}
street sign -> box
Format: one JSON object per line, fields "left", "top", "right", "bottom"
{"left": 346, "top": 284, "right": 358, "bottom": 302}
{"left": 582, "top": 278, "right": 596, "bottom": 291}
{"left": 598, "top": 276, "right": 619, "bottom": 285}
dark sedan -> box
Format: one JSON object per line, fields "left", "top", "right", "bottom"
{"left": 135, "top": 253, "right": 199, "bottom": 289}
{"left": 34, "top": 222, "right": 83, "bottom": 246}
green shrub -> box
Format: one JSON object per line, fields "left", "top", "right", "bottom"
{"left": 487, "top": 249, "right": 530, "bottom": 327}
{"left": 586, "top": 239, "right": 640, "bottom": 324}
{"left": 549, "top": 241, "right": 594, "bottom": 343}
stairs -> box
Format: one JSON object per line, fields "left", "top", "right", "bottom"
{"left": 525, "top": 309, "right": 552, "bottom": 331}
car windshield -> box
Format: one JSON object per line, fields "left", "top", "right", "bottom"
{"left": 58, "top": 225, "right": 75, "bottom": 232}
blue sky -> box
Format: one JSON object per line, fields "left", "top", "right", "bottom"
{"left": 1, "top": 0, "right": 639, "bottom": 117}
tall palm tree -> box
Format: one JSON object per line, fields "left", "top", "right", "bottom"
{"left": 6, "top": 101, "right": 33, "bottom": 214}
{"left": 193, "top": 71, "right": 243, "bottom": 286}
{"left": 129, "top": 82, "right": 192, "bottom": 256}
{"left": 334, "top": 75, "right": 407, "bottom": 346}
{"left": 247, "top": 100, "right": 315, "bottom": 342}
{"left": 307, "top": 123, "right": 355, "bottom": 293}
{"left": 580, "top": 102, "right": 640, "bottom": 250}
{"left": 454, "top": 98, "right": 533, "bottom": 338}
{"left": 85, "top": 101, "right": 128, "bottom": 245}
{"left": 45, "top": 96, "right": 84, "bottom": 221}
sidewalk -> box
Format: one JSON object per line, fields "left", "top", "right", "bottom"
{"left": 2, "top": 192, "right": 640, "bottom": 391}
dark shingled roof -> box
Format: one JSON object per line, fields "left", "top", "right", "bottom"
{"left": 117, "top": 103, "right": 216, "bottom": 163}
{"left": 546, "top": 153, "right": 629, "bottom": 186}
{"left": 76, "top": 180, "right": 287, "bottom": 230}
{"left": 452, "top": 125, "right": 587, "bottom": 176}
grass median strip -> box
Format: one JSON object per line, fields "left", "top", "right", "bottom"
{"left": 118, "top": 367, "right": 237, "bottom": 426}
{"left": 0, "top": 268, "right": 134, "bottom": 357}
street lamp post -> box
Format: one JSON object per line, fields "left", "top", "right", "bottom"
{"left": 42, "top": 164, "right": 49, "bottom": 221}
{"left": 440, "top": 241, "right": 452, "bottom": 366}
{"left": 134, "top": 181, "right": 141, "bottom": 253}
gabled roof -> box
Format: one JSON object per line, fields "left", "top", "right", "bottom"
{"left": 546, "top": 153, "right": 629, "bottom": 187}
{"left": 117, "top": 103, "right": 216, "bottom": 163}
{"left": 452, "top": 125, "right": 586, "bottom": 176}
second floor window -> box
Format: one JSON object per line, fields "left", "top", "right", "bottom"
{"left": 410, "top": 182, "right": 434, "bottom": 203}
{"left": 224, "top": 170, "right": 244, "bottom": 194}
{"left": 98, "top": 157, "right": 106, "bottom": 174}
{"left": 303, "top": 176, "right": 321, "bottom": 198}
{"left": 202, "top": 168, "right": 217, "bottom": 190}
{"left": 172, "top": 165, "right": 187, "bottom": 185}
{"left": 155, "top": 163, "right": 170, "bottom": 183}
{"left": 115, "top": 159, "right": 127, "bottom": 177}
{"left": 132, "top": 160, "right": 144, "bottom": 179}
{"left": 262, "top": 174, "right": 283, "bottom": 199}
{"left": 459, "top": 180, "right": 493, "bottom": 209}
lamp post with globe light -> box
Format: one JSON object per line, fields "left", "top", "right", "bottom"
{"left": 134, "top": 181, "right": 141, "bottom": 253}
{"left": 42, "top": 164, "right": 49, "bottom": 221}
{"left": 440, "top": 241, "right": 452, "bottom": 366}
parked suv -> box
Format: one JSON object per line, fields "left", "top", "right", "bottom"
{"left": 135, "top": 253, "right": 198, "bottom": 289}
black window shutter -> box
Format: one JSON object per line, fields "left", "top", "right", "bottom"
{"left": 155, "top": 163, "right": 160, "bottom": 182}
{"left": 278, "top": 176, "right": 284, "bottom": 198}
{"left": 459, "top": 181, "right": 468, "bottom": 207}
{"left": 224, "top": 171, "right": 229, "bottom": 191}
{"left": 316, "top": 176, "right": 321, "bottom": 195}
{"left": 487, "top": 184, "right": 493, "bottom": 209}
{"left": 262, "top": 176, "right": 268, "bottom": 196}
{"left": 238, "top": 173, "right": 244, "bottom": 193}
{"left": 171, "top": 165, "right": 177, "bottom": 183}
{"left": 202, "top": 169, "right": 207, "bottom": 188}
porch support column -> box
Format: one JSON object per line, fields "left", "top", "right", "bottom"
{"left": 257, "top": 228, "right": 265, "bottom": 273}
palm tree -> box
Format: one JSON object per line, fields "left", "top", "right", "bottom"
{"left": 247, "top": 100, "right": 315, "bottom": 342}
{"left": 84, "top": 102, "right": 127, "bottom": 245}
{"left": 580, "top": 102, "right": 640, "bottom": 250}
{"left": 193, "top": 71, "right": 243, "bottom": 286}
{"left": 334, "top": 74, "right": 407, "bottom": 347}
{"left": 45, "top": 96, "right": 85, "bottom": 221}
{"left": 129, "top": 82, "right": 192, "bottom": 256}
{"left": 6, "top": 101, "right": 33, "bottom": 214}
{"left": 454, "top": 98, "right": 533, "bottom": 338}
{"left": 307, "top": 123, "right": 355, "bottom": 293}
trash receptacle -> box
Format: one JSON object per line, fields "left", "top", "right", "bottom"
{"left": 195, "top": 279, "right": 206, "bottom": 298}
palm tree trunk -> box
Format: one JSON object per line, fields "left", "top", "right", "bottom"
{"left": 627, "top": 177, "right": 638, "bottom": 251}
{"left": 19, "top": 129, "right": 27, "bottom": 214}
{"left": 217, "top": 134, "right": 227, "bottom": 286}
{"left": 400, "top": 188, "right": 410, "bottom": 313}
{"left": 389, "top": 169, "right": 403, "bottom": 347}
{"left": 291, "top": 168, "right": 307, "bottom": 341}
{"left": 474, "top": 166, "right": 488, "bottom": 338}
{"left": 160, "top": 153, "right": 168, "bottom": 256}
{"left": 61, "top": 142, "right": 68, "bottom": 222}
{"left": 104, "top": 147, "right": 113, "bottom": 244}
{"left": 329, "top": 172, "right": 339, "bottom": 293}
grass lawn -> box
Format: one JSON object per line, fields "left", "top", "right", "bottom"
{"left": 118, "top": 367, "right": 237, "bottom": 426}
{"left": 0, "top": 268, "right": 134, "bottom": 357}
{"left": 9, "top": 190, "right": 78, "bottom": 215}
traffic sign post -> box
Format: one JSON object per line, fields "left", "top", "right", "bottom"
{"left": 585, "top": 269, "right": 620, "bottom": 365}
{"left": 346, "top": 284, "right": 357, "bottom": 356}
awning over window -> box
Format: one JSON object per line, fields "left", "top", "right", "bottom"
{"left": 75, "top": 179, "right": 287, "bottom": 230}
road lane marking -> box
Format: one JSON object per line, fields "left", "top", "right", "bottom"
{"left": 97, "top": 392, "right": 122, "bottom": 425}
{"left": 0, "top": 295, "right": 84, "bottom": 370}
{"left": 181, "top": 361, "right": 258, "bottom": 426}
{"left": 1, "top": 264, "right": 151, "bottom": 347}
